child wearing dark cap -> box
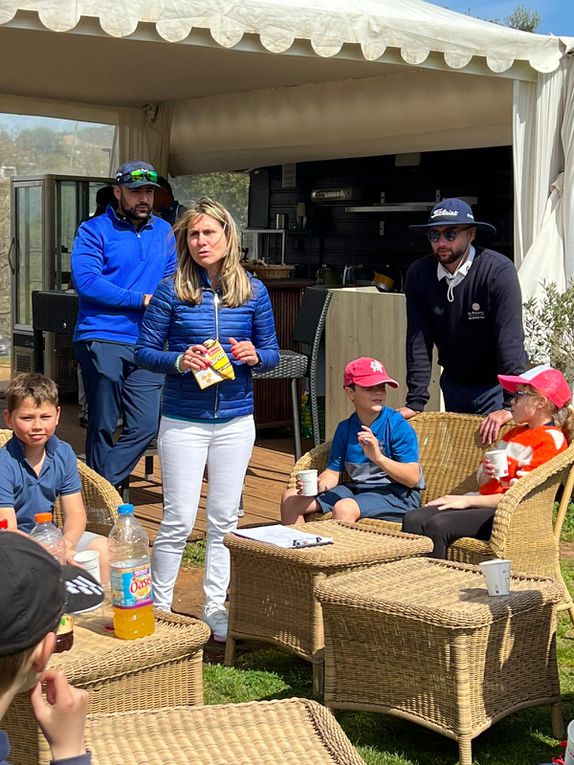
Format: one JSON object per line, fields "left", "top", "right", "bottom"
{"left": 281, "top": 357, "right": 422, "bottom": 524}
{"left": 0, "top": 531, "right": 102, "bottom": 764}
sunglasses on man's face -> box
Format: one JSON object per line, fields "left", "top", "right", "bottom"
{"left": 116, "top": 169, "right": 158, "bottom": 185}
{"left": 426, "top": 227, "right": 470, "bottom": 243}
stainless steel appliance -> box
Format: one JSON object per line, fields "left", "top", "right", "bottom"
{"left": 10, "top": 174, "right": 111, "bottom": 390}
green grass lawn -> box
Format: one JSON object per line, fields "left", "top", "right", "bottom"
{"left": 198, "top": 553, "right": 574, "bottom": 765}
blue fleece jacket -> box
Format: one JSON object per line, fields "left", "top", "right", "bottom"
{"left": 71, "top": 206, "right": 176, "bottom": 344}
{"left": 135, "top": 274, "right": 279, "bottom": 421}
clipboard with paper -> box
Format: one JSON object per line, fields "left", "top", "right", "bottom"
{"left": 232, "top": 525, "right": 333, "bottom": 549}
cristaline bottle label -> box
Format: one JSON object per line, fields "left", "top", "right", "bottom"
{"left": 111, "top": 562, "right": 153, "bottom": 609}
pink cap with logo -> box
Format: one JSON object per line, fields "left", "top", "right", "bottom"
{"left": 498, "top": 364, "right": 571, "bottom": 408}
{"left": 343, "top": 357, "right": 399, "bottom": 388}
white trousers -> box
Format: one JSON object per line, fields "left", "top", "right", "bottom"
{"left": 152, "top": 414, "right": 255, "bottom": 613}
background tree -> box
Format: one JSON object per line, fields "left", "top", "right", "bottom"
{"left": 503, "top": 5, "right": 540, "bottom": 32}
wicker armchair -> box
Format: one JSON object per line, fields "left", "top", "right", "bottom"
{"left": 0, "top": 428, "right": 120, "bottom": 535}
{"left": 288, "top": 412, "right": 574, "bottom": 620}
{"left": 290, "top": 412, "right": 487, "bottom": 506}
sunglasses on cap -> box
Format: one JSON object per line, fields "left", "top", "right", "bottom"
{"left": 426, "top": 227, "right": 471, "bottom": 243}
{"left": 115, "top": 169, "right": 158, "bottom": 184}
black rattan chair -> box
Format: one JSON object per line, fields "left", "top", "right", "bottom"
{"left": 253, "top": 286, "right": 332, "bottom": 459}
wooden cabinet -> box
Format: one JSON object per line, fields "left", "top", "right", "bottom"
{"left": 325, "top": 288, "right": 441, "bottom": 438}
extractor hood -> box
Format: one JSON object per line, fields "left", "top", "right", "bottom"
{"left": 345, "top": 192, "right": 477, "bottom": 213}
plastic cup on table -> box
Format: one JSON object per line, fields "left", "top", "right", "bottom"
{"left": 479, "top": 559, "right": 511, "bottom": 596}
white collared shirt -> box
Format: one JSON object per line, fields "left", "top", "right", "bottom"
{"left": 437, "top": 245, "right": 476, "bottom": 302}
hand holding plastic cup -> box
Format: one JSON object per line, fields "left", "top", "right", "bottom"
{"left": 74, "top": 550, "right": 102, "bottom": 584}
{"left": 483, "top": 448, "right": 508, "bottom": 479}
{"left": 297, "top": 469, "right": 318, "bottom": 496}
{"left": 479, "top": 559, "right": 511, "bottom": 596}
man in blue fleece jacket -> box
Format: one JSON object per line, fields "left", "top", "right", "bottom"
{"left": 398, "top": 199, "right": 527, "bottom": 445}
{"left": 72, "top": 161, "right": 176, "bottom": 486}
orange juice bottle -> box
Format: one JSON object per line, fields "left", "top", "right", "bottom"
{"left": 108, "top": 504, "right": 155, "bottom": 639}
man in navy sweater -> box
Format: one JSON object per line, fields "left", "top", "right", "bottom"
{"left": 398, "top": 199, "right": 528, "bottom": 444}
{"left": 72, "top": 161, "right": 176, "bottom": 486}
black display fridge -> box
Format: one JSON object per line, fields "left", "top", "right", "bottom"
{"left": 10, "top": 174, "right": 111, "bottom": 392}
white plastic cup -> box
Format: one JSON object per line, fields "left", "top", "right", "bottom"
{"left": 297, "top": 469, "right": 319, "bottom": 496}
{"left": 479, "top": 559, "right": 511, "bottom": 596}
{"left": 484, "top": 448, "right": 509, "bottom": 478}
{"left": 74, "top": 550, "right": 102, "bottom": 584}
{"left": 564, "top": 719, "right": 574, "bottom": 765}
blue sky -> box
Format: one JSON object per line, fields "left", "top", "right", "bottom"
{"left": 437, "top": 0, "right": 574, "bottom": 35}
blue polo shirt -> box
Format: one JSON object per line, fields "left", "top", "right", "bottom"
{"left": 0, "top": 435, "right": 81, "bottom": 533}
{"left": 328, "top": 408, "right": 423, "bottom": 489}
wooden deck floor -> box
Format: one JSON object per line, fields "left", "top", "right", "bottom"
{"left": 58, "top": 401, "right": 302, "bottom": 542}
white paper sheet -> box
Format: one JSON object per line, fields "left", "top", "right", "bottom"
{"left": 232, "top": 524, "right": 333, "bottom": 549}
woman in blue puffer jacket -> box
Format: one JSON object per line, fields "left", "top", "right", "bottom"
{"left": 135, "top": 197, "right": 279, "bottom": 641}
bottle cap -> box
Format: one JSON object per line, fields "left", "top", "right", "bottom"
{"left": 34, "top": 512, "right": 53, "bottom": 523}
{"left": 118, "top": 504, "right": 135, "bottom": 515}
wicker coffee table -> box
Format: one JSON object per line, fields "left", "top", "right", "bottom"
{"left": 315, "top": 558, "right": 563, "bottom": 765}
{"left": 5, "top": 609, "right": 210, "bottom": 765}
{"left": 85, "top": 698, "right": 366, "bottom": 764}
{"left": 224, "top": 520, "right": 432, "bottom": 693}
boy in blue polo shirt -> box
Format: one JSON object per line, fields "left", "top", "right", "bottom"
{"left": 281, "top": 357, "right": 422, "bottom": 524}
{"left": 0, "top": 373, "right": 109, "bottom": 582}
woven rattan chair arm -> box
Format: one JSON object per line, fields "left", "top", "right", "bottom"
{"left": 447, "top": 537, "right": 492, "bottom": 564}
{"left": 0, "top": 428, "right": 12, "bottom": 447}
{"left": 288, "top": 441, "right": 332, "bottom": 488}
{"left": 76, "top": 460, "right": 121, "bottom": 534}
{"left": 357, "top": 517, "right": 404, "bottom": 533}
{"left": 488, "top": 442, "right": 574, "bottom": 559}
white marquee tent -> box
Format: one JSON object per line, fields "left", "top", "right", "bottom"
{"left": 0, "top": 0, "right": 572, "bottom": 299}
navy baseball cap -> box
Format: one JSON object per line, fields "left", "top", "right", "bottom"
{"left": 409, "top": 198, "right": 496, "bottom": 235}
{"left": 0, "top": 532, "right": 104, "bottom": 655}
{"left": 115, "top": 161, "right": 160, "bottom": 189}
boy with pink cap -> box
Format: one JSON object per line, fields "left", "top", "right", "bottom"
{"left": 403, "top": 364, "right": 574, "bottom": 557}
{"left": 281, "top": 357, "right": 422, "bottom": 524}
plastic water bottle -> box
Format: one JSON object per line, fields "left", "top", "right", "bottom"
{"left": 108, "top": 503, "right": 155, "bottom": 640}
{"left": 30, "top": 512, "right": 74, "bottom": 652}
{"left": 30, "top": 512, "right": 66, "bottom": 563}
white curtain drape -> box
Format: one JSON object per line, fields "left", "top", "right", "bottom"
{"left": 109, "top": 103, "right": 173, "bottom": 176}
{"left": 562, "top": 57, "right": 574, "bottom": 287}
{"left": 513, "top": 65, "right": 564, "bottom": 270}
{"left": 515, "top": 53, "right": 574, "bottom": 301}
{"left": 517, "top": 173, "right": 566, "bottom": 298}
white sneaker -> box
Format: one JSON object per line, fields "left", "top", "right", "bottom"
{"left": 203, "top": 608, "right": 228, "bottom": 643}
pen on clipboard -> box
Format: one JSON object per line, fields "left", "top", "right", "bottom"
{"left": 292, "top": 536, "right": 323, "bottom": 548}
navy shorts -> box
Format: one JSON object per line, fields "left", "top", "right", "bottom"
{"left": 315, "top": 483, "right": 420, "bottom": 521}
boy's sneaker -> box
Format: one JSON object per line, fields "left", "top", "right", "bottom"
{"left": 203, "top": 608, "right": 228, "bottom": 643}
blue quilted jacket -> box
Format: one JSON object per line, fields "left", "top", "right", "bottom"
{"left": 135, "top": 274, "right": 279, "bottom": 421}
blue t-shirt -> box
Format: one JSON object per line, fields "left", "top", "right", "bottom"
{"left": 0, "top": 435, "right": 82, "bottom": 533}
{"left": 327, "top": 409, "right": 423, "bottom": 490}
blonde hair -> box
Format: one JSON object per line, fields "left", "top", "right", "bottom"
{"left": 172, "top": 197, "right": 252, "bottom": 307}
{"left": 554, "top": 404, "right": 574, "bottom": 444}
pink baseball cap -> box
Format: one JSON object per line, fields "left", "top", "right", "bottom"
{"left": 498, "top": 364, "right": 571, "bottom": 408}
{"left": 343, "top": 357, "right": 399, "bottom": 388}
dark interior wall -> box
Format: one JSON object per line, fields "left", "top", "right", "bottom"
{"left": 248, "top": 146, "right": 513, "bottom": 287}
